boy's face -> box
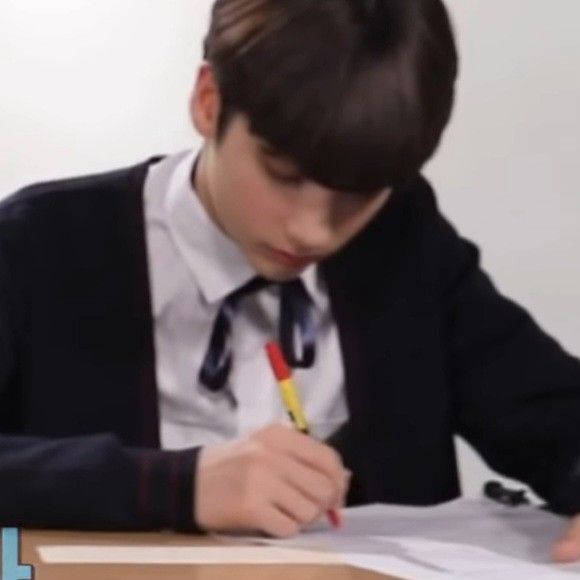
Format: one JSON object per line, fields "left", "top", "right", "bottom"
{"left": 191, "top": 66, "right": 392, "bottom": 281}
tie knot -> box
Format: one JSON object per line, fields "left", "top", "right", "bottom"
{"left": 280, "top": 278, "right": 310, "bottom": 297}
{"left": 226, "top": 276, "right": 271, "bottom": 307}
{"left": 227, "top": 276, "right": 310, "bottom": 306}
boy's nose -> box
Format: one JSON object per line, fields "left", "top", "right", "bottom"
{"left": 285, "top": 213, "right": 335, "bottom": 255}
{"left": 284, "top": 185, "right": 339, "bottom": 254}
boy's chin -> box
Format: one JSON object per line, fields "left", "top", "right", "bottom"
{"left": 249, "top": 255, "right": 308, "bottom": 282}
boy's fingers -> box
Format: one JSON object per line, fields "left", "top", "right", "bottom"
{"left": 552, "top": 515, "right": 580, "bottom": 563}
{"left": 256, "top": 502, "right": 302, "bottom": 539}
{"left": 256, "top": 424, "right": 346, "bottom": 482}
{"left": 270, "top": 476, "right": 327, "bottom": 527}
{"left": 340, "top": 469, "right": 353, "bottom": 506}
{"left": 269, "top": 451, "right": 345, "bottom": 508}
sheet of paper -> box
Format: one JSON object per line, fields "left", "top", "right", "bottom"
{"left": 39, "top": 500, "right": 580, "bottom": 578}
{"left": 343, "top": 539, "right": 578, "bottom": 579}
{"left": 342, "top": 551, "right": 464, "bottom": 580}
{"left": 38, "top": 545, "right": 342, "bottom": 565}
{"left": 222, "top": 499, "right": 580, "bottom": 579}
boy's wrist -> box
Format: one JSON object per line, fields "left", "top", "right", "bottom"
{"left": 132, "top": 446, "right": 202, "bottom": 532}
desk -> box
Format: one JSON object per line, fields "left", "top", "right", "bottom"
{"left": 21, "top": 530, "right": 405, "bottom": 580}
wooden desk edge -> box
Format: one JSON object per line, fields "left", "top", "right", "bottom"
{"left": 19, "top": 529, "right": 407, "bottom": 580}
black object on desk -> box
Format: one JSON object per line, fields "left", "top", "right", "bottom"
{"left": 484, "top": 480, "right": 531, "bottom": 507}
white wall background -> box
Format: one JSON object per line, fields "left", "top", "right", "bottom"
{"left": 1, "top": 0, "right": 579, "bottom": 499}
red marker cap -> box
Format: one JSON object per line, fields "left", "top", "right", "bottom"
{"left": 265, "top": 341, "right": 291, "bottom": 381}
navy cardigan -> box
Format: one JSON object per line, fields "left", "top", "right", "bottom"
{"left": 1, "top": 157, "right": 579, "bottom": 531}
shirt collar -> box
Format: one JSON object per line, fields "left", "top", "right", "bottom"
{"left": 164, "top": 149, "right": 326, "bottom": 310}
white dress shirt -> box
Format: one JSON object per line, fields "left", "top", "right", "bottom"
{"left": 143, "top": 150, "right": 349, "bottom": 450}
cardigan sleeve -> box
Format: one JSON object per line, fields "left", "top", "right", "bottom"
{"left": 0, "top": 432, "right": 201, "bottom": 531}
{"left": 0, "top": 228, "right": 202, "bottom": 532}
{"left": 426, "top": 189, "right": 580, "bottom": 515}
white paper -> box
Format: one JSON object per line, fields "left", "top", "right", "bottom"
{"left": 226, "top": 499, "right": 580, "bottom": 579}
{"left": 38, "top": 500, "right": 580, "bottom": 579}
{"left": 341, "top": 551, "right": 465, "bottom": 580}
{"left": 344, "top": 538, "right": 578, "bottom": 579}
{"left": 38, "top": 545, "right": 342, "bottom": 565}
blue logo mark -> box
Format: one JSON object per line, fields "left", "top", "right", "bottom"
{"left": 1, "top": 529, "right": 34, "bottom": 580}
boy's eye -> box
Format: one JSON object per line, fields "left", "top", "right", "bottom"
{"left": 264, "top": 165, "right": 305, "bottom": 185}
{"left": 257, "top": 144, "right": 305, "bottom": 185}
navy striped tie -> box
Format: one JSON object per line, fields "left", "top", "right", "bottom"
{"left": 199, "top": 278, "right": 316, "bottom": 392}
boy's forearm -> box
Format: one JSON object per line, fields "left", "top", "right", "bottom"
{"left": 0, "top": 432, "right": 201, "bottom": 532}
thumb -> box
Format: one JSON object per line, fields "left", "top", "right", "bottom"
{"left": 552, "top": 515, "right": 580, "bottom": 563}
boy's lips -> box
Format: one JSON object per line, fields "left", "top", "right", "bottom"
{"left": 267, "top": 246, "right": 322, "bottom": 269}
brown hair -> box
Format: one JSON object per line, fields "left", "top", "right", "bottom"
{"left": 204, "top": 0, "right": 458, "bottom": 192}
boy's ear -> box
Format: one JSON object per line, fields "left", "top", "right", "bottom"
{"left": 190, "top": 62, "right": 222, "bottom": 139}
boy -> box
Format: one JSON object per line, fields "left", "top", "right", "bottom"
{"left": 1, "top": 0, "right": 579, "bottom": 562}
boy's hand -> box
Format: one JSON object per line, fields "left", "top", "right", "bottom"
{"left": 195, "top": 423, "right": 351, "bottom": 537}
{"left": 553, "top": 515, "right": 580, "bottom": 562}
